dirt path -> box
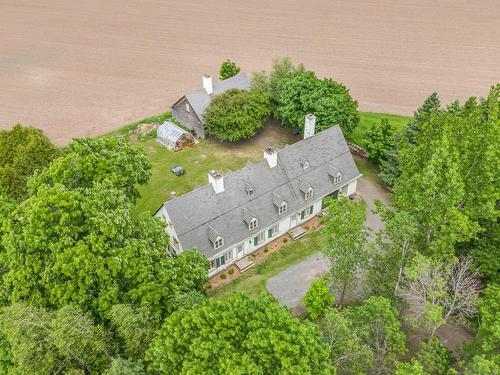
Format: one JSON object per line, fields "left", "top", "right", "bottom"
{"left": 1, "top": 0, "right": 499, "bottom": 145}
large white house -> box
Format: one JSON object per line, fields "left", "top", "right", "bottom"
{"left": 155, "top": 115, "right": 361, "bottom": 276}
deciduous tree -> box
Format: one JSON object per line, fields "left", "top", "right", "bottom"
{"left": 1, "top": 181, "right": 208, "bottom": 321}
{"left": 204, "top": 88, "right": 270, "bottom": 141}
{"left": 146, "top": 293, "right": 331, "bottom": 374}
{"left": 365, "top": 118, "right": 394, "bottom": 161}
{"left": 322, "top": 197, "right": 369, "bottom": 304}
{"left": 219, "top": 59, "right": 240, "bottom": 80}
{"left": 303, "top": 278, "right": 334, "bottom": 319}
{"left": 398, "top": 255, "right": 481, "bottom": 337}
{"left": 277, "top": 71, "right": 359, "bottom": 135}
{"left": 29, "top": 137, "right": 151, "bottom": 203}
{"left": 0, "top": 125, "right": 58, "bottom": 200}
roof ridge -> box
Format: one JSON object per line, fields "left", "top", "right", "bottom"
{"left": 175, "top": 147, "right": 352, "bottom": 237}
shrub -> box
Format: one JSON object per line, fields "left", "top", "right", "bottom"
{"left": 204, "top": 89, "right": 270, "bottom": 142}
{"left": 220, "top": 273, "right": 227, "bottom": 280}
{"left": 219, "top": 59, "right": 241, "bottom": 80}
{"left": 303, "top": 278, "right": 334, "bottom": 319}
{"left": 283, "top": 238, "right": 288, "bottom": 243}
{"left": 264, "top": 247, "right": 269, "bottom": 253}
{"left": 228, "top": 268, "right": 235, "bottom": 275}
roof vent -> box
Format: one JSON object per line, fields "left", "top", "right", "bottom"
{"left": 208, "top": 170, "right": 224, "bottom": 194}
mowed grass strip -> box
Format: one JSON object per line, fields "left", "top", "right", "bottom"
{"left": 210, "top": 230, "right": 326, "bottom": 300}
{"left": 349, "top": 112, "right": 409, "bottom": 147}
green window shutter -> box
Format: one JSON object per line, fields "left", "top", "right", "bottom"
{"left": 268, "top": 228, "right": 272, "bottom": 238}
{"left": 300, "top": 210, "right": 305, "bottom": 220}
{"left": 254, "top": 236, "right": 258, "bottom": 246}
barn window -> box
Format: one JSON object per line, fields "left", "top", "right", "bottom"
{"left": 185, "top": 102, "right": 190, "bottom": 112}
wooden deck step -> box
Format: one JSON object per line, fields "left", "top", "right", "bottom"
{"left": 288, "top": 226, "right": 306, "bottom": 240}
{"left": 235, "top": 257, "right": 255, "bottom": 273}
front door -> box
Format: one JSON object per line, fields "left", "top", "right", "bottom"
{"left": 290, "top": 213, "right": 297, "bottom": 227}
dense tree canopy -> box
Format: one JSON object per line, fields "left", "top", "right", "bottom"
{"left": 393, "top": 85, "right": 499, "bottom": 257}
{"left": 0, "top": 303, "right": 113, "bottom": 374}
{"left": 146, "top": 293, "right": 331, "bottom": 374}
{"left": 0, "top": 125, "right": 58, "bottom": 200}
{"left": 29, "top": 137, "right": 151, "bottom": 203}
{"left": 1, "top": 181, "right": 208, "bottom": 321}
{"left": 276, "top": 70, "right": 359, "bottom": 134}
{"left": 251, "top": 57, "right": 305, "bottom": 116}
{"left": 204, "top": 88, "right": 270, "bottom": 141}
{"left": 219, "top": 59, "right": 241, "bottom": 80}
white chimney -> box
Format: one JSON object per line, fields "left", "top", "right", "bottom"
{"left": 202, "top": 74, "right": 213, "bottom": 95}
{"left": 264, "top": 148, "right": 277, "bottom": 168}
{"left": 208, "top": 170, "right": 224, "bottom": 194}
{"left": 304, "top": 114, "right": 316, "bottom": 139}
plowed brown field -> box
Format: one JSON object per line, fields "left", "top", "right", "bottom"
{"left": 1, "top": 0, "right": 498, "bottom": 145}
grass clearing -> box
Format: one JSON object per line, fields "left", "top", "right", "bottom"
{"left": 349, "top": 112, "right": 409, "bottom": 147}
{"left": 114, "top": 111, "right": 404, "bottom": 214}
{"left": 210, "top": 230, "right": 326, "bottom": 299}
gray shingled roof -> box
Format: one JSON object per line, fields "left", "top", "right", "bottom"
{"left": 184, "top": 72, "right": 250, "bottom": 123}
{"left": 161, "top": 125, "right": 361, "bottom": 258}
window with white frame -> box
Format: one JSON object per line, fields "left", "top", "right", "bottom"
{"left": 307, "top": 205, "right": 314, "bottom": 216}
{"left": 268, "top": 224, "right": 279, "bottom": 238}
{"left": 209, "top": 259, "right": 216, "bottom": 270}
{"left": 214, "top": 236, "right": 224, "bottom": 250}
{"left": 249, "top": 218, "right": 258, "bottom": 231}
{"left": 305, "top": 188, "right": 313, "bottom": 200}
{"left": 253, "top": 232, "right": 265, "bottom": 246}
{"left": 278, "top": 202, "right": 287, "bottom": 215}
{"left": 225, "top": 249, "right": 233, "bottom": 262}
{"left": 340, "top": 185, "right": 348, "bottom": 195}
{"left": 334, "top": 172, "right": 342, "bottom": 185}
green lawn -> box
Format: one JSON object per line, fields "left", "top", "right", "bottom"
{"left": 126, "top": 111, "right": 404, "bottom": 214}
{"left": 210, "top": 230, "right": 326, "bottom": 299}
{"left": 348, "top": 112, "right": 409, "bottom": 147}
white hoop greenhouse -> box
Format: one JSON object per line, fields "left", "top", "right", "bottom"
{"left": 157, "top": 121, "right": 195, "bottom": 151}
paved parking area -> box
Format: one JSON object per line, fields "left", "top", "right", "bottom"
{"left": 266, "top": 252, "right": 330, "bottom": 312}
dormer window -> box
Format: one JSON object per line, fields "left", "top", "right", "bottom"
{"left": 249, "top": 218, "right": 258, "bottom": 231}
{"left": 243, "top": 208, "right": 259, "bottom": 231}
{"left": 328, "top": 165, "right": 343, "bottom": 185}
{"left": 214, "top": 236, "right": 224, "bottom": 249}
{"left": 334, "top": 172, "right": 342, "bottom": 185}
{"left": 305, "top": 188, "right": 313, "bottom": 200}
{"left": 298, "top": 179, "right": 314, "bottom": 200}
{"left": 208, "top": 225, "right": 224, "bottom": 250}
{"left": 272, "top": 192, "right": 287, "bottom": 215}
{"left": 279, "top": 202, "right": 287, "bottom": 215}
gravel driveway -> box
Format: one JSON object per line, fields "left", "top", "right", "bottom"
{"left": 266, "top": 176, "right": 389, "bottom": 309}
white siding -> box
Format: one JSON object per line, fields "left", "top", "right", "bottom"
{"left": 207, "top": 196, "right": 325, "bottom": 276}
{"left": 155, "top": 206, "right": 183, "bottom": 254}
